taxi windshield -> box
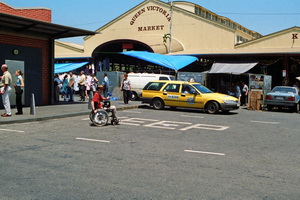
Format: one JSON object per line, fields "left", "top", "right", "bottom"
{"left": 193, "top": 84, "right": 213, "bottom": 94}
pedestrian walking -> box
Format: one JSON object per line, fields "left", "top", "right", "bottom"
{"left": 85, "top": 74, "right": 92, "bottom": 98}
{"left": 78, "top": 71, "right": 86, "bottom": 101}
{"left": 241, "top": 82, "right": 249, "bottom": 106}
{"left": 54, "top": 74, "right": 62, "bottom": 102}
{"left": 14, "top": 70, "right": 24, "bottom": 115}
{"left": 120, "top": 73, "right": 131, "bottom": 104}
{"left": 68, "top": 71, "right": 75, "bottom": 102}
{"left": 91, "top": 73, "right": 98, "bottom": 93}
{"left": 102, "top": 73, "right": 109, "bottom": 97}
{"left": 61, "top": 75, "right": 69, "bottom": 101}
{"left": 0, "top": 64, "right": 12, "bottom": 117}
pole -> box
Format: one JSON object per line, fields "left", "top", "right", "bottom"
{"left": 30, "top": 93, "right": 36, "bottom": 115}
{"left": 169, "top": 0, "right": 173, "bottom": 54}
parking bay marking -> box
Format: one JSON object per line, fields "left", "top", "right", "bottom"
{"left": 251, "top": 120, "right": 280, "bottom": 125}
{"left": 121, "top": 117, "right": 229, "bottom": 131}
{"left": 0, "top": 128, "right": 25, "bottom": 133}
{"left": 121, "top": 110, "right": 142, "bottom": 113}
{"left": 181, "top": 115, "right": 205, "bottom": 119}
{"left": 76, "top": 137, "right": 110, "bottom": 143}
{"left": 184, "top": 150, "right": 225, "bottom": 156}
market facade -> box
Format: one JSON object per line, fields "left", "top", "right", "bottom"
{"left": 55, "top": 0, "right": 300, "bottom": 90}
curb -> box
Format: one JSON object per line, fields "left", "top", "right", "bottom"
{"left": 0, "top": 104, "right": 147, "bottom": 125}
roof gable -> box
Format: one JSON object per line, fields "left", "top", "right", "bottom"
{"left": 236, "top": 26, "right": 300, "bottom": 49}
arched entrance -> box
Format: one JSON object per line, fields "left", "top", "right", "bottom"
{"left": 92, "top": 39, "right": 157, "bottom": 72}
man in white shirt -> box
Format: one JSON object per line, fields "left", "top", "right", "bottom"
{"left": 78, "top": 71, "right": 86, "bottom": 101}
{"left": 241, "top": 82, "right": 249, "bottom": 106}
{"left": 0, "top": 64, "right": 12, "bottom": 117}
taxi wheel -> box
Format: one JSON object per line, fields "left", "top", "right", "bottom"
{"left": 206, "top": 101, "right": 219, "bottom": 114}
{"left": 153, "top": 98, "right": 165, "bottom": 110}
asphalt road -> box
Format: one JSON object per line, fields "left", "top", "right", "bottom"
{"left": 0, "top": 107, "right": 299, "bottom": 200}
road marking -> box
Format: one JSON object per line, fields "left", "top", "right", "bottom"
{"left": 251, "top": 121, "right": 280, "bottom": 124}
{"left": 76, "top": 137, "right": 110, "bottom": 143}
{"left": 0, "top": 128, "right": 24, "bottom": 133}
{"left": 144, "top": 120, "right": 192, "bottom": 130}
{"left": 121, "top": 111, "right": 142, "bottom": 113}
{"left": 181, "top": 115, "right": 205, "bottom": 119}
{"left": 180, "top": 124, "right": 229, "bottom": 131}
{"left": 121, "top": 118, "right": 158, "bottom": 126}
{"left": 184, "top": 150, "right": 225, "bottom": 156}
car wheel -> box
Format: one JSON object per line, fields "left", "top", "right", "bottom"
{"left": 130, "top": 91, "right": 139, "bottom": 101}
{"left": 153, "top": 98, "right": 165, "bottom": 110}
{"left": 206, "top": 101, "right": 219, "bottom": 114}
{"left": 295, "top": 103, "right": 300, "bottom": 113}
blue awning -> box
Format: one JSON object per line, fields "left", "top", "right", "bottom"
{"left": 120, "top": 51, "right": 198, "bottom": 71}
{"left": 54, "top": 62, "right": 89, "bottom": 73}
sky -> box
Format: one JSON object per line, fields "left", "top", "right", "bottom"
{"left": 3, "top": 0, "right": 300, "bottom": 44}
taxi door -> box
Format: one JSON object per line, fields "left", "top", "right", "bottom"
{"left": 162, "top": 83, "right": 181, "bottom": 107}
{"left": 179, "top": 84, "right": 204, "bottom": 108}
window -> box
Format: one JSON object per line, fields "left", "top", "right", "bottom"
{"left": 164, "top": 84, "right": 180, "bottom": 93}
{"left": 182, "top": 84, "right": 197, "bottom": 94}
{"left": 200, "top": 9, "right": 205, "bottom": 17}
{"left": 143, "top": 82, "right": 165, "bottom": 91}
{"left": 159, "top": 77, "right": 169, "bottom": 80}
{"left": 195, "top": 7, "right": 200, "bottom": 15}
{"left": 206, "top": 12, "right": 212, "bottom": 20}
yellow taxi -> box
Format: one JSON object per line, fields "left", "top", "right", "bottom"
{"left": 141, "top": 81, "right": 239, "bottom": 114}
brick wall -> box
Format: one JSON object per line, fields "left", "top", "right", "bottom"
{"left": 0, "top": 2, "right": 51, "bottom": 22}
{"left": 0, "top": 34, "right": 51, "bottom": 105}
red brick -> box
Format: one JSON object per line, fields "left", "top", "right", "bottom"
{"left": 0, "top": 2, "right": 51, "bottom": 22}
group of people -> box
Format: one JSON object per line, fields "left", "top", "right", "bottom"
{"left": 229, "top": 82, "right": 249, "bottom": 106}
{"left": 0, "top": 64, "right": 24, "bottom": 117}
{"left": 54, "top": 72, "right": 110, "bottom": 102}
{"left": 54, "top": 72, "right": 132, "bottom": 105}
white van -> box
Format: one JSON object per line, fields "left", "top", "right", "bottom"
{"left": 128, "top": 73, "right": 175, "bottom": 100}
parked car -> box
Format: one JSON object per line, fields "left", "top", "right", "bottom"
{"left": 141, "top": 80, "right": 239, "bottom": 114}
{"left": 128, "top": 73, "right": 175, "bottom": 100}
{"left": 265, "top": 86, "right": 300, "bottom": 113}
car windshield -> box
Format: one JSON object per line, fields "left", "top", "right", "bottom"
{"left": 272, "top": 87, "right": 296, "bottom": 94}
{"left": 192, "top": 84, "right": 213, "bottom": 94}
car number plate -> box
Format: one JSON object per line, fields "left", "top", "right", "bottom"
{"left": 276, "top": 97, "right": 284, "bottom": 100}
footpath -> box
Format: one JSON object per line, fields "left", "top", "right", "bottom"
{"left": 0, "top": 98, "right": 145, "bottom": 125}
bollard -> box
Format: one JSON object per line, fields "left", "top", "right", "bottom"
{"left": 30, "top": 93, "right": 36, "bottom": 115}
{"left": 88, "top": 92, "right": 93, "bottom": 109}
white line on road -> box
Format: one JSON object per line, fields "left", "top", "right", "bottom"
{"left": 251, "top": 121, "right": 280, "bottom": 124}
{"left": 0, "top": 129, "right": 25, "bottom": 133}
{"left": 76, "top": 137, "right": 110, "bottom": 143}
{"left": 184, "top": 150, "right": 225, "bottom": 156}
{"left": 121, "top": 111, "right": 142, "bottom": 113}
{"left": 181, "top": 115, "right": 205, "bottom": 119}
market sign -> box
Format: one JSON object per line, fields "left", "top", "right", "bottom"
{"left": 130, "top": 5, "right": 171, "bottom": 32}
